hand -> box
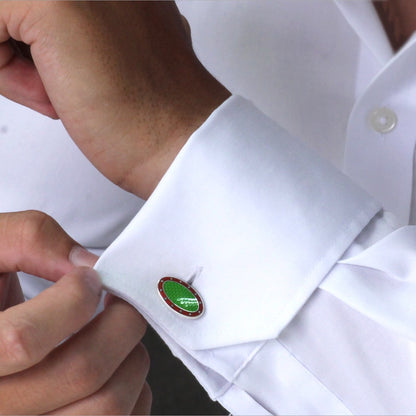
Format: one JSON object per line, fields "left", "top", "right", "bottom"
{"left": 0, "top": 211, "right": 151, "bottom": 415}
{"left": 0, "top": 1, "right": 230, "bottom": 199}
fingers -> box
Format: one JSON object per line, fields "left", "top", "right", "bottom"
{"left": 0, "top": 42, "right": 57, "bottom": 118}
{"left": 0, "top": 0, "right": 228, "bottom": 201}
{"left": 0, "top": 272, "right": 24, "bottom": 310}
{"left": 0, "top": 2, "right": 57, "bottom": 118}
{"left": 0, "top": 211, "right": 82, "bottom": 280}
{"left": 46, "top": 345, "right": 151, "bottom": 415}
{"left": 69, "top": 245, "right": 99, "bottom": 268}
{"left": 0, "top": 298, "right": 146, "bottom": 414}
{"left": 0, "top": 267, "right": 102, "bottom": 376}
{"left": 131, "top": 383, "right": 153, "bottom": 416}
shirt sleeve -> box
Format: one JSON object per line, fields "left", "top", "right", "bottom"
{"left": 94, "top": 95, "right": 382, "bottom": 413}
{"left": 230, "top": 211, "right": 416, "bottom": 414}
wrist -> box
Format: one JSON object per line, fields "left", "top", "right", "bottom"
{"left": 122, "top": 74, "right": 231, "bottom": 200}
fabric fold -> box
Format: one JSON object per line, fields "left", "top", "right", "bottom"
{"left": 95, "top": 95, "right": 379, "bottom": 351}
{"left": 94, "top": 96, "right": 380, "bottom": 413}
{"left": 322, "top": 225, "right": 416, "bottom": 341}
{"left": 339, "top": 226, "right": 416, "bottom": 281}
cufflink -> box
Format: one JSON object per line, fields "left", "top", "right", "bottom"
{"left": 158, "top": 277, "right": 204, "bottom": 318}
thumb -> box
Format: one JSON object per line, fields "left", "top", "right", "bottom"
{"left": 69, "top": 246, "right": 99, "bottom": 268}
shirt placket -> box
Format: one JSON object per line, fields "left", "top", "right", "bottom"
{"left": 336, "top": 0, "right": 416, "bottom": 225}
{"left": 345, "top": 36, "right": 416, "bottom": 225}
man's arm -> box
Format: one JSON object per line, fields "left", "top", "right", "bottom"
{"left": 0, "top": 2, "right": 413, "bottom": 414}
{"left": 0, "top": 1, "right": 230, "bottom": 199}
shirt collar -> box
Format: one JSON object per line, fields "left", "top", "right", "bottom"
{"left": 334, "top": 0, "right": 394, "bottom": 65}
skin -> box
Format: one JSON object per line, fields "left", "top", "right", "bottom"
{"left": 0, "top": 1, "right": 229, "bottom": 413}
{"left": 0, "top": 1, "right": 230, "bottom": 199}
{"left": 373, "top": 0, "right": 416, "bottom": 51}
{"left": 0, "top": 211, "right": 151, "bottom": 415}
{"left": 0, "top": 2, "right": 413, "bottom": 413}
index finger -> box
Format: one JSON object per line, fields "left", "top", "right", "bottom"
{"left": 0, "top": 1, "right": 57, "bottom": 117}
{"left": 0, "top": 211, "right": 87, "bottom": 281}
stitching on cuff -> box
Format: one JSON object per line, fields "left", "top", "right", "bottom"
{"left": 212, "top": 341, "right": 268, "bottom": 400}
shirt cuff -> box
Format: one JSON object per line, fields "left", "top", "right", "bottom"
{"left": 94, "top": 95, "right": 380, "bottom": 408}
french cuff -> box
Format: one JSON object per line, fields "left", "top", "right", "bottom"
{"left": 94, "top": 96, "right": 380, "bottom": 400}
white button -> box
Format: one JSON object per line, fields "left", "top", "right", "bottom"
{"left": 369, "top": 107, "right": 397, "bottom": 133}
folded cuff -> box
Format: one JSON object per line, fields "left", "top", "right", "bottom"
{"left": 95, "top": 95, "right": 380, "bottom": 405}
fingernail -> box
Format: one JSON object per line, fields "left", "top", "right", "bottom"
{"left": 69, "top": 246, "right": 99, "bottom": 267}
{"left": 81, "top": 267, "right": 102, "bottom": 296}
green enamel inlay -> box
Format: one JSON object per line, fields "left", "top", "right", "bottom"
{"left": 163, "top": 281, "right": 199, "bottom": 312}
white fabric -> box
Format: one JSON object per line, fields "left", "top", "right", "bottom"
{"left": 177, "top": 0, "right": 359, "bottom": 167}
{"left": 324, "top": 227, "right": 416, "bottom": 342}
{"left": 345, "top": 33, "right": 416, "bottom": 225}
{"left": 94, "top": 97, "right": 416, "bottom": 413}
{"left": 96, "top": 1, "right": 416, "bottom": 413}
{"left": 3, "top": 0, "right": 416, "bottom": 414}
{"left": 276, "top": 285, "right": 416, "bottom": 415}
{"left": 95, "top": 96, "right": 378, "bottom": 349}
{"left": 334, "top": 0, "right": 394, "bottom": 64}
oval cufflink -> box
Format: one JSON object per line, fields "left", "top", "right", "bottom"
{"left": 158, "top": 277, "right": 204, "bottom": 318}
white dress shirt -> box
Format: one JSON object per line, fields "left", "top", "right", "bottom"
{"left": 4, "top": 0, "right": 416, "bottom": 414}
{"left": 95, "top": 1, "right": 416, "bottom": 414}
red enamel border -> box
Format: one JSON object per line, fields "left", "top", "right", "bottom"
{"left": 158, "top": 277, "right": 204, "bottom": 318}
